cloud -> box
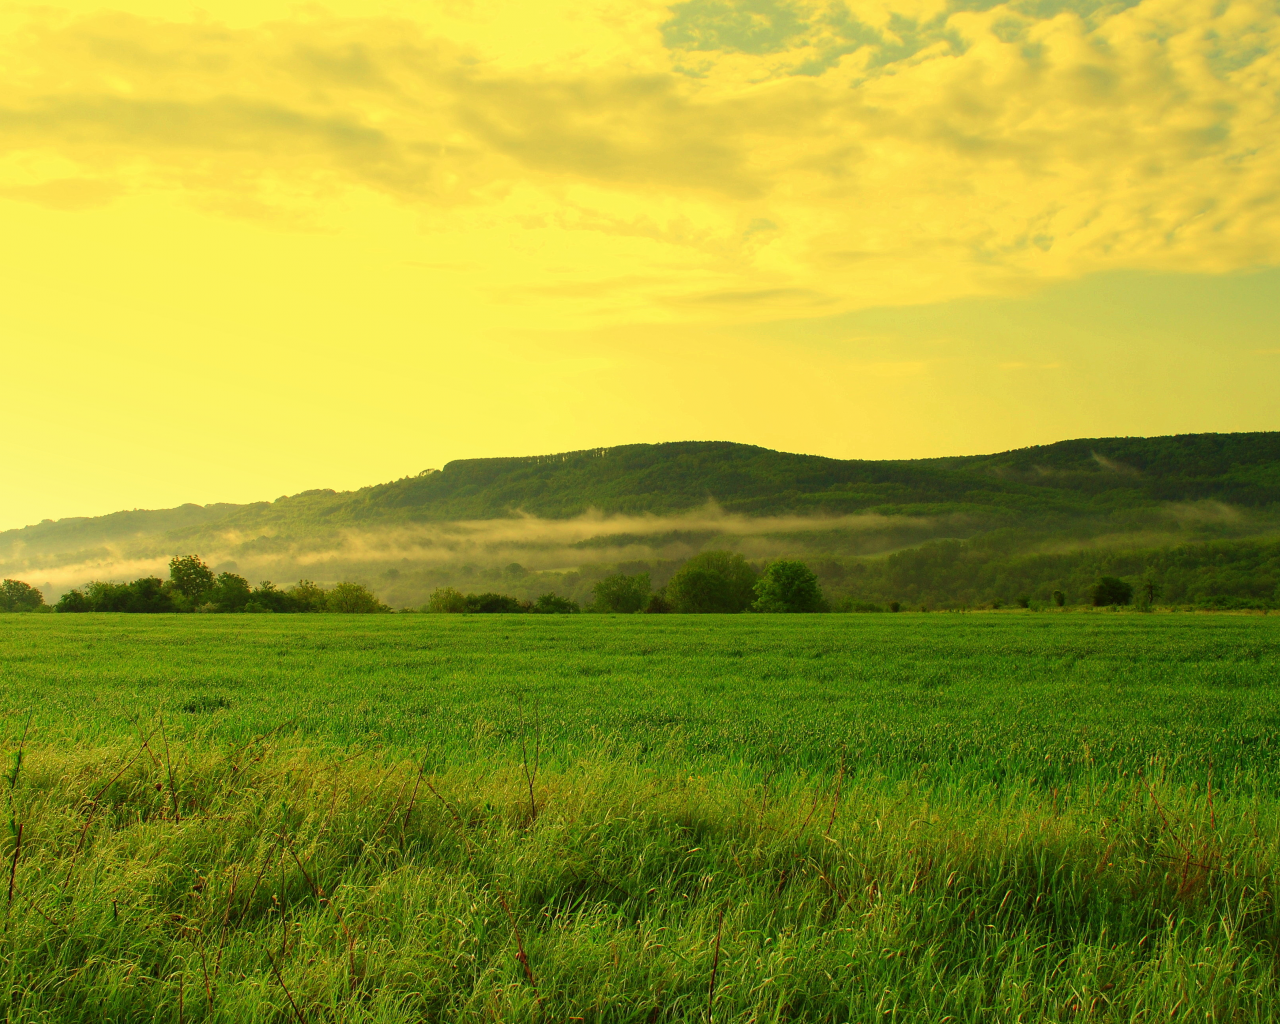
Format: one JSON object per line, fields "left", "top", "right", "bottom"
{"left": 1, "top": 0, "right": 1278, "bottom": 318}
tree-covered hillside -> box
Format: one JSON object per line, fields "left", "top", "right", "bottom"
{"left": 3, "top": 431, "right": 1279, "bottom": 609}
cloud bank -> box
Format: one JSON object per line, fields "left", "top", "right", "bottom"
{"left": 2, "top": 0, "right": 1277, "bottom": 317}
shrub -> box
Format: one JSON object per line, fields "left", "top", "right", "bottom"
{"left": 1093, "top": 577, "right": 1134, "bottom": 606}
{"left": 55, "top": 588, "right": 92, "bottom": 613}
{"left": 326, "top": 581, "right": 388, "bottom": 614}
{"left": 425, "top": 587, "right": 468, "bottom": 613}
{"left": 531, "top": 593, "right": 579, "bottom": 614}
{"left": 1052, "top": 590, "right": 1065, "bottom": 607}
{"left": 752, "top": 561, "right": 825, "bottom": 613}
{"left": 206, "top": 572, "right": 253, "bottom": 612}
{"left": 667, "top": 552, "right": 758, "bottom": 613}
{"left": 592, "top": 573, "right": 650, "bottom": 613}
{"left": 0, "top": 579, "right": 45, "bottom": 612}
{"left": 463, "top": 592, "right": 526, "bottom": 613}
{"left": 288, "top": 580, "right": 330, "bottom": 613}
{"left": 245, "top": 581, "right": 293, "bottom": 613}
{"left": 644, "top": 592, "right": 672, "bottom": 613}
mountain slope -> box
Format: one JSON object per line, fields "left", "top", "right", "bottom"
{"left": 4, "top": 432, "right": 1279, "bottom": 605}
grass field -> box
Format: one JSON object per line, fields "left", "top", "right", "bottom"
{"left": 2, "top": 612, "right": 1279, "bottom": 1022}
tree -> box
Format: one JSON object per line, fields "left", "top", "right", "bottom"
{"left": 464, "top": 592, "right": 525, "bottom": 613}
{"left": 245, "top": 581, "right": 292, "bottom": 613}
{"left": 666, "top": 552, "right": 758, "bottom": 613}
{"left": 425, "top": 587, "right": 468, "bottom": 613}
{"left": 644, "top": 593, "right": 672, "bottom": 613}
{"left": 593, "top": 573, "right": 650, "bottom": 613}
{"left": 326, "top": 581, "right": 388, "bottom": 613}
{"left": 531, "top": 593, "right": 578, "bottom": 614}
{"left": 205, "top": 572, "right": 252, "bottom": 612}
{"left": 168, "top": 555, "right": 215, "bottom": 603}
{"left": 1092, "top": 576, "right": 1134, "bottom": 606}
{"left": 55, "top": 588, "right": 91, "bottom": 613}
{"left": 1052, "top": 590, "right": 1065, "bottom": 607}
{"left": 752, "top": 561, "right": 825, "bottom": 612}
{"left": 0, "top": 579, "right": 45, "bottom": 612}
{"left": 288, "top": 580, "right": 330, "bottom": 613}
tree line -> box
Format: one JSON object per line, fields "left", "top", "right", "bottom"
{"left": 423, "top": 552, "right": 827, "bottom": 614}
{"left": 49, "top": 556, "right": 388, "bottom": 613}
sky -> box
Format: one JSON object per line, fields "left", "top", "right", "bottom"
{"left": 2, "top": 0, "right": 1278, "bottom": 531}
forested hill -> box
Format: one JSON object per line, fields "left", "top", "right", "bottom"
{"left": 6, "top": 432, "right": 1280, "bottom": 559}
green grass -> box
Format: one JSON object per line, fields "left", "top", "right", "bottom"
{"left": 2, "top": 613, "right": 1279, "bottom": 1021}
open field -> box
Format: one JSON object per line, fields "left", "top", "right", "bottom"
{"left": 2, "top": 613, "right": 1279, "bottom": 1021}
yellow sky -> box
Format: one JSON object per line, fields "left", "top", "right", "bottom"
{"left": 3, "top": 0, "right": 1279, "bottom": 529}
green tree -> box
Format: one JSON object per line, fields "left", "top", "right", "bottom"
{"left": 206, "top": 573, "right": 253, "bottom": 612}
{"left": 55, "top": 588, "right": 92, "bottom": 613}
{"left": 666, "top": 551, "right": 758, "bottom": 613}
{"left": 593, "top": 573, "right": 650, "bottom": 613}
{"left": 288, "top": 580, "right": 330, "bottom": 613}
{"left": 425, "top": 587, "right": 468, "bottom": 613}
{"left": 464, "top": 593, "right": 526, "bottom": 613}
{"left": 1052, "top": 590, "right": 1065, "bottom": 607}
{"left": 531, "top": 593, "right": 579, "bottom": 614}
{"left": 752, "top": 560, "right": 825, "bottom": 612}
{"left": 0, "top": 579, "right": 45, "bottom": 612}
{"left": 168, "top": 555, "right": 215, "bottom": 603}
{"left": 326, "top": 581, "right": 388, "bottom": 613}
{"left": 1093, "top": 577, "right": 1134, "bottom": 606}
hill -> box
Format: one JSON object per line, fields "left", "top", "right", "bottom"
{"left": 4, "top": 431, "right": 1280, "bottom": 609}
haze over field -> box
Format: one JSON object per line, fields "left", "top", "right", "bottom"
{"left": 3, "top": 0, "right": 1280, "bottom": 532}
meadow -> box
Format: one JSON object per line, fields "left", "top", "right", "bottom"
{"left": 2, "top": 612, "right": 1279, "bottom": 1022}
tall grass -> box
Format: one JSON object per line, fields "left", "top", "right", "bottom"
{"left": 2, "top": 614, "right": 1278, "bottom": 1020}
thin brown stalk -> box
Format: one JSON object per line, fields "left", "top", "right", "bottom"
{"left": 7, "top": 823, "right": 21, "bottom": 905}
{"left": 401, "top": 764, "right": 427, "bottom": 842}
{"left": 497, "top": 892, "right": 540, "bottom": 1002}
{"left": 706, "top": 905, "right": 725, "bottom": 1022}
{"left": 159, "top": 714, "right": 180, "bottom": 823}
{"left": 266, "top": 951, "right": 308, "bottom": 1024}
{"left": 824, "top": 755, "right": 846, "bottom": 839}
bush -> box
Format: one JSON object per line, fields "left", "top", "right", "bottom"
{"left": 288, "top": 580, "right": 331, "bottom": 613}
{"left": 1052, "top": 590, "right": 1065, "bottom": 607}
{"left": 206, "top": 572, "right": 253, "bottom": 613}
{"left": 644, "top": 592, "right": 672, "bottom": 613}
{"left": 531, "top": 593, "right": 579, "bottom": 614}
{"left": 1093, "top": 577, "right": 1134, "bottom": 606}
{"left": 326, "top": 581, "right": 388, "bottom": 614}
{"left": 0, "top": 579, "right": 45, "bottom": 612}
{"left": 425, "top": 587, "right": 468, "bottom": 613}
{"left": 592, "top": 573, "right": 650, "bottom": 613}
{"left": 463, "top": 593, "right": 526, "bottom": 613}
{"left": 667, "top": 552, "right": 758, "bottom": 613}
{"left": 244, "top": 581, "right": 293, "bottom": 613}
{"left": 55, "top": 588, "right": 92, "bottom": 613}
{"left": 752, "top": 561, "right": 825, "bottom": 612}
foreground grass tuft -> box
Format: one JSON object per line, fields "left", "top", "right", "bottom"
{"left": 3, "top": 737, "right": 1279, "bottom": 1022}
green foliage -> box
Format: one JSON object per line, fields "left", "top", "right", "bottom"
{"left": 204, "top": 572, "right": 252, "bottom": 612}
{"left": 1052, "top": 590, "right": 1065, "bottom": 606}
{"left": 287, "top": 579, "right": 330, "bottom": 613}
{"left": 531, "top": 593, "right": 579, "bottom": 614}
{"left": 1093, "top": 576, "right": 1135, "bottom": 606}
{"left": 425, "top": 586, "right": 468, "bottom": 613}
{"left": 325, "top": 580, "right": 389, "bottom": 614}
{"left": 666, "top": 550, "right": 757, "bottom": 612}
{"left": 463, "top": 592, "right": 526, "bottom": 613}
{"left": 0, "top": 616, "right": 1279, "bottom": 1020}
{"left": 167, "top": 554, "right": 215, "bottom": 601}
{"left": 592, "top": 572, "right": 650, "bottom": 613}
{"left": 0, "top": 579, "right": 44, "bottom": 612}
{"left": 752, "top": 559, "right": 825, "bottom": 612}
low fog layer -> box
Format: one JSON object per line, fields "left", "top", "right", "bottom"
{"left": 4, "top": 498, "right": 1276, "bottom": 612}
